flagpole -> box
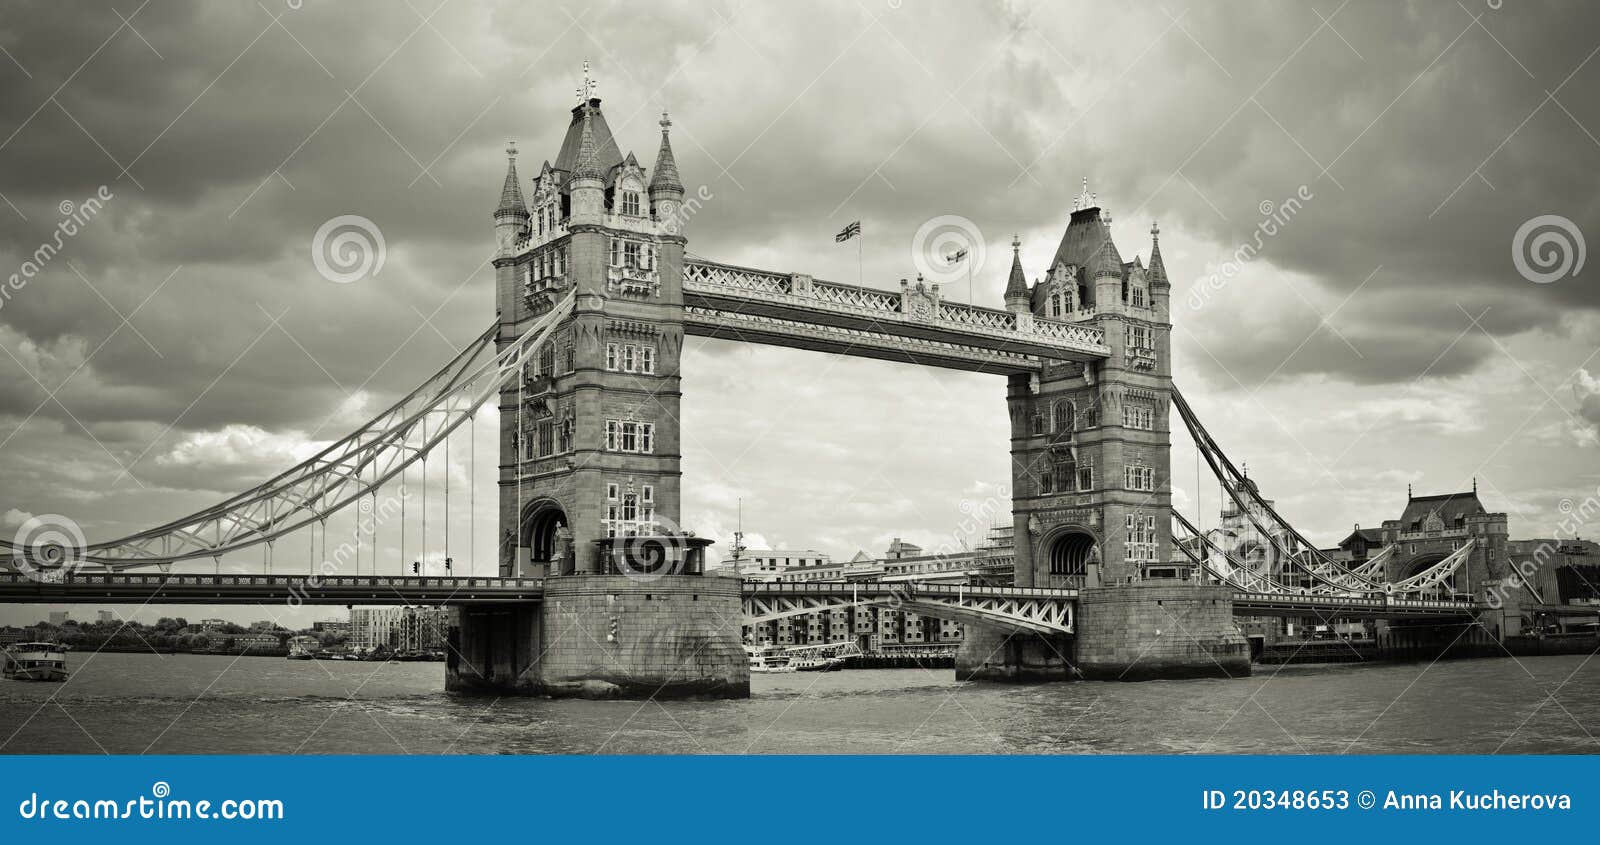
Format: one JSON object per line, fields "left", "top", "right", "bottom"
{"left": 857, "top": 229, "right": 863, "bottom": 286}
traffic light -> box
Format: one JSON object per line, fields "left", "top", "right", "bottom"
{"left": 444, "top": 557, "right": 453, "bottom": 573}
{"left": 412, "top": 561, "right": 420, "bottom": 575}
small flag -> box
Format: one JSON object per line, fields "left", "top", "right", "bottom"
{"left": 835, "top": 221, "right": 861, "bottom": 243}
{"left": 945, "top": 248, "right": 969, "bottom": 265}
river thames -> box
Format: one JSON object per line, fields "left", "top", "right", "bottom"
{"left": 1, "top": 652, "right": 1595, "bottom": 754}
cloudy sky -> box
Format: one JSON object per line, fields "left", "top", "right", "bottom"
{"left": 0, "top": 0, "right": 1596, "bottom": 626}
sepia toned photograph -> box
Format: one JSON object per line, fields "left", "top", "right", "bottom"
{"left": 0, "top": 0, "right": 1596, "bottom": 772}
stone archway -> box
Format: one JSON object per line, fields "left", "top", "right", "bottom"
{"left": 1042, "top": 527, "right": 1098, "bottom": 587}
{"left": 521, "top": 501, "right": 568, "bottom": 575}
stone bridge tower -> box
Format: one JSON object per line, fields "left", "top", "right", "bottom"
{"left": 1005, "top": 192, "right": 1173, "bottom": 590}
{"left": 492, "top": 98, "right": 693, "bottom": 579}
{"left": 453, "top": 91, "right": 746, "bottom": 699}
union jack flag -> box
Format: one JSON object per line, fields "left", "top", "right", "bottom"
{"left": 835, "top": 221, "right": 861, "bottom": 242}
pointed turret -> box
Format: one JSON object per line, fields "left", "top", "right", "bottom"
{"left": 568, "top": 104, "right": 607, "bottom": 223}
{"left": 1004, "top": 236, "right": 1029, "bottom": 303}
{"left": 493, "top": 141, "right": 530, "bottom": 255}
{"left": 496, "top": 143, "right": 529, "bottom": 218}
{"left": 650, "top": 111, "right": 685, "bottom": 196}
{"left": 571, "top": 105, "right": 606, "bottom": 182}
{"left": 1147, "top": 221, "right": 1168, "bottom": 287}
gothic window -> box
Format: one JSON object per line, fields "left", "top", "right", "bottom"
{"left": 624, "top": 240, "right": 643, "bottom": 269}
{"left": 1125, "top": 513, "right": 1158, "bottom": 562}
{"left": 1125, "top": 325, "right": 1152, "bottom": 351}
{"left": 563, "top": 341, "right": 575, "bottom": 372}
{"left": 558, "top": 419, "right": 573, "bottom": 453}
{"left": 537, "top": 420, "right": 553, "bottom": 457}
{"left": 623, "top": 345, "right": 637, "bottom": 372}
{"left": 1039, "top": 471, "right": 1054, "bottom": 495}
{"left": 1124, "top": 465, "right": 1155, "bottom": 492}
{"left": 1131, "top": 285, "right": 1147, "bottom": 308}
{"left": 1054, "top": 459, "right": 1075, "bottom": 492}
{"left": 1049, "top": 292, "right": 1062, "bottom": 317}
{"left": 1123, "top": 400, "right": 1154, "bottom": 430}
{"left": 1054, "top": 401, "right": 1074, "bottom": 433}
{"left": 1077, "top": 459, "right": 1094, "bottom": 492}
{"left": 1031, "top": 410, "right": 1046, "bottom": 436}
{"left": 606, "top": 483, "right": 619, "bottom": 500}
{"left": 621, "top": 190, "right": 641, "bottom": 217}
{"left": 519, "top": 423, "right": 536, "bottom": 462}
{"left": 604, "top": 420, "right": 655, "bottom": 453}
{"left": 1084, "top": 403, "right": 1099, "bottom": 428}
{"left": 640, "top": 346, "right": 655, "bottom": 374}
{"left": 606, "top": 343, "right": 619, "bottom": 371}
{"left": 609, "top": 237, "right": 621, "bottom": 266}
{"left": 538, "top": 343, "right": 554, "bottom": 377}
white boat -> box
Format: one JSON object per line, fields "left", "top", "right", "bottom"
{"left": 286, "top": 636, "right": 318, "bottom": 660}
{"left": 744, "top": 644, "right": 795, "bottom": 674}
{"left": 3, "top": 642, "right": 68, "bottom": 682}
{"left": 784, "top": 641, "right": 861, "bottom": 672}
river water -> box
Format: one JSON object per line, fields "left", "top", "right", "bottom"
{"left": 1, "top": 652, "right": 1595, "bottom": 754}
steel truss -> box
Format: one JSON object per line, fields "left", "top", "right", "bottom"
{"left": 3, "top": 292, "right": 575, "bottom": 569}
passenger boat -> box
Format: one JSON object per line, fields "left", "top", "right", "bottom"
{"left": 3, "top": 642, "right": 69, "bottom": 682}
{"left": 744, "top": 644, "right": 795, "bottom": 673}
{"left": 286, "top": 636, "right": 318, "bottom": 660}
{"left": 788, "top": 653, "right": 845, "bottom": 672}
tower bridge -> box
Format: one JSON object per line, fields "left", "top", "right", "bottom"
{"left": 0, "top": 87, "right": 1545, "bottom": 697}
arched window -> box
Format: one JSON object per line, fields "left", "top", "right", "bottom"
{"left": 1054, "top": 459, "right": 1075, "bottom": 492}
{"left": 1031, "top": 410, "right": 1046, "bottom": 436}
{"left": 1039, "top": 471, "right": 1053, "bottom": 495}
{"left": 1049, "top": 293, "right": 1062, "bottom": 317}
{"left": 1054, "top": 401, "right": 1074, "bottom": 433}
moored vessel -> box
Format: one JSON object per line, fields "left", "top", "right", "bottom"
{"left": 3, "top": 642, "right": 68, "bottom": 682}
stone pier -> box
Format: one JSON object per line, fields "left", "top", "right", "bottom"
{"left": 957, "top": 582, "right": 1250, "bottom": 683}
{"left": 447, "top": 574, "right": 749, "bottom": 699}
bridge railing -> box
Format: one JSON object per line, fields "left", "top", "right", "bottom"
{"left": 683, "top": 258, "right": 1108, "bottom": 355}
{"left": 742, "top": 581, "right": 1080, "bottom": 600}
{"left": 0, "top": 572, "right": 546, "bottom": 591}
{"left": 1232, "top": 590, "right": 1476, "bottom": 611}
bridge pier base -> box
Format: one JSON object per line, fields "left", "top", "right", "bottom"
{"left": 447, "top": 575, "right": 750, "bottom": 699}
{"left": 955, "top": 628, "right": 1076, "bottom": 682}
{"left": 1075, "top": 583, "right": 1250, "bottom": 680}
{"left": 958, "top": 583, "right": 1250, "bottom": 683}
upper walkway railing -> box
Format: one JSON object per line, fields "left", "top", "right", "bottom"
{"left": 681, "top": 257, "right": 1109, "bottom": 361}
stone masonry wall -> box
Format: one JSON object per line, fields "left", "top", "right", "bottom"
{"left": 1074, "top": 582, "right": 1249, "bottom": 680}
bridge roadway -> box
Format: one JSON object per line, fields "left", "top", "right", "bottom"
{"left": 0, "top": 573, "right": 1490, "bottom": 624}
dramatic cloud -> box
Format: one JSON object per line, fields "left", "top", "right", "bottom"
{"left": 0, "top": 1, "right": 1596, "bottom": 624}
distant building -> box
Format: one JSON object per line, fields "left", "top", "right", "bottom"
{"left": 739, "top": 529, "right": 1014, "bottom": 652}
{"left": 311, "top": 620, "right": 350, "bottom": 635}
{"left": 97, "top": 610, "right": 114, "bottom": 624}
{"left": 349, "top": 607, "right": 449, "bottom": 651}
{"left": 48, "top": 611, "right": 67, "bottom": 626}
{"left": 734, "top": 549, "right": 831, "bottom": 580}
